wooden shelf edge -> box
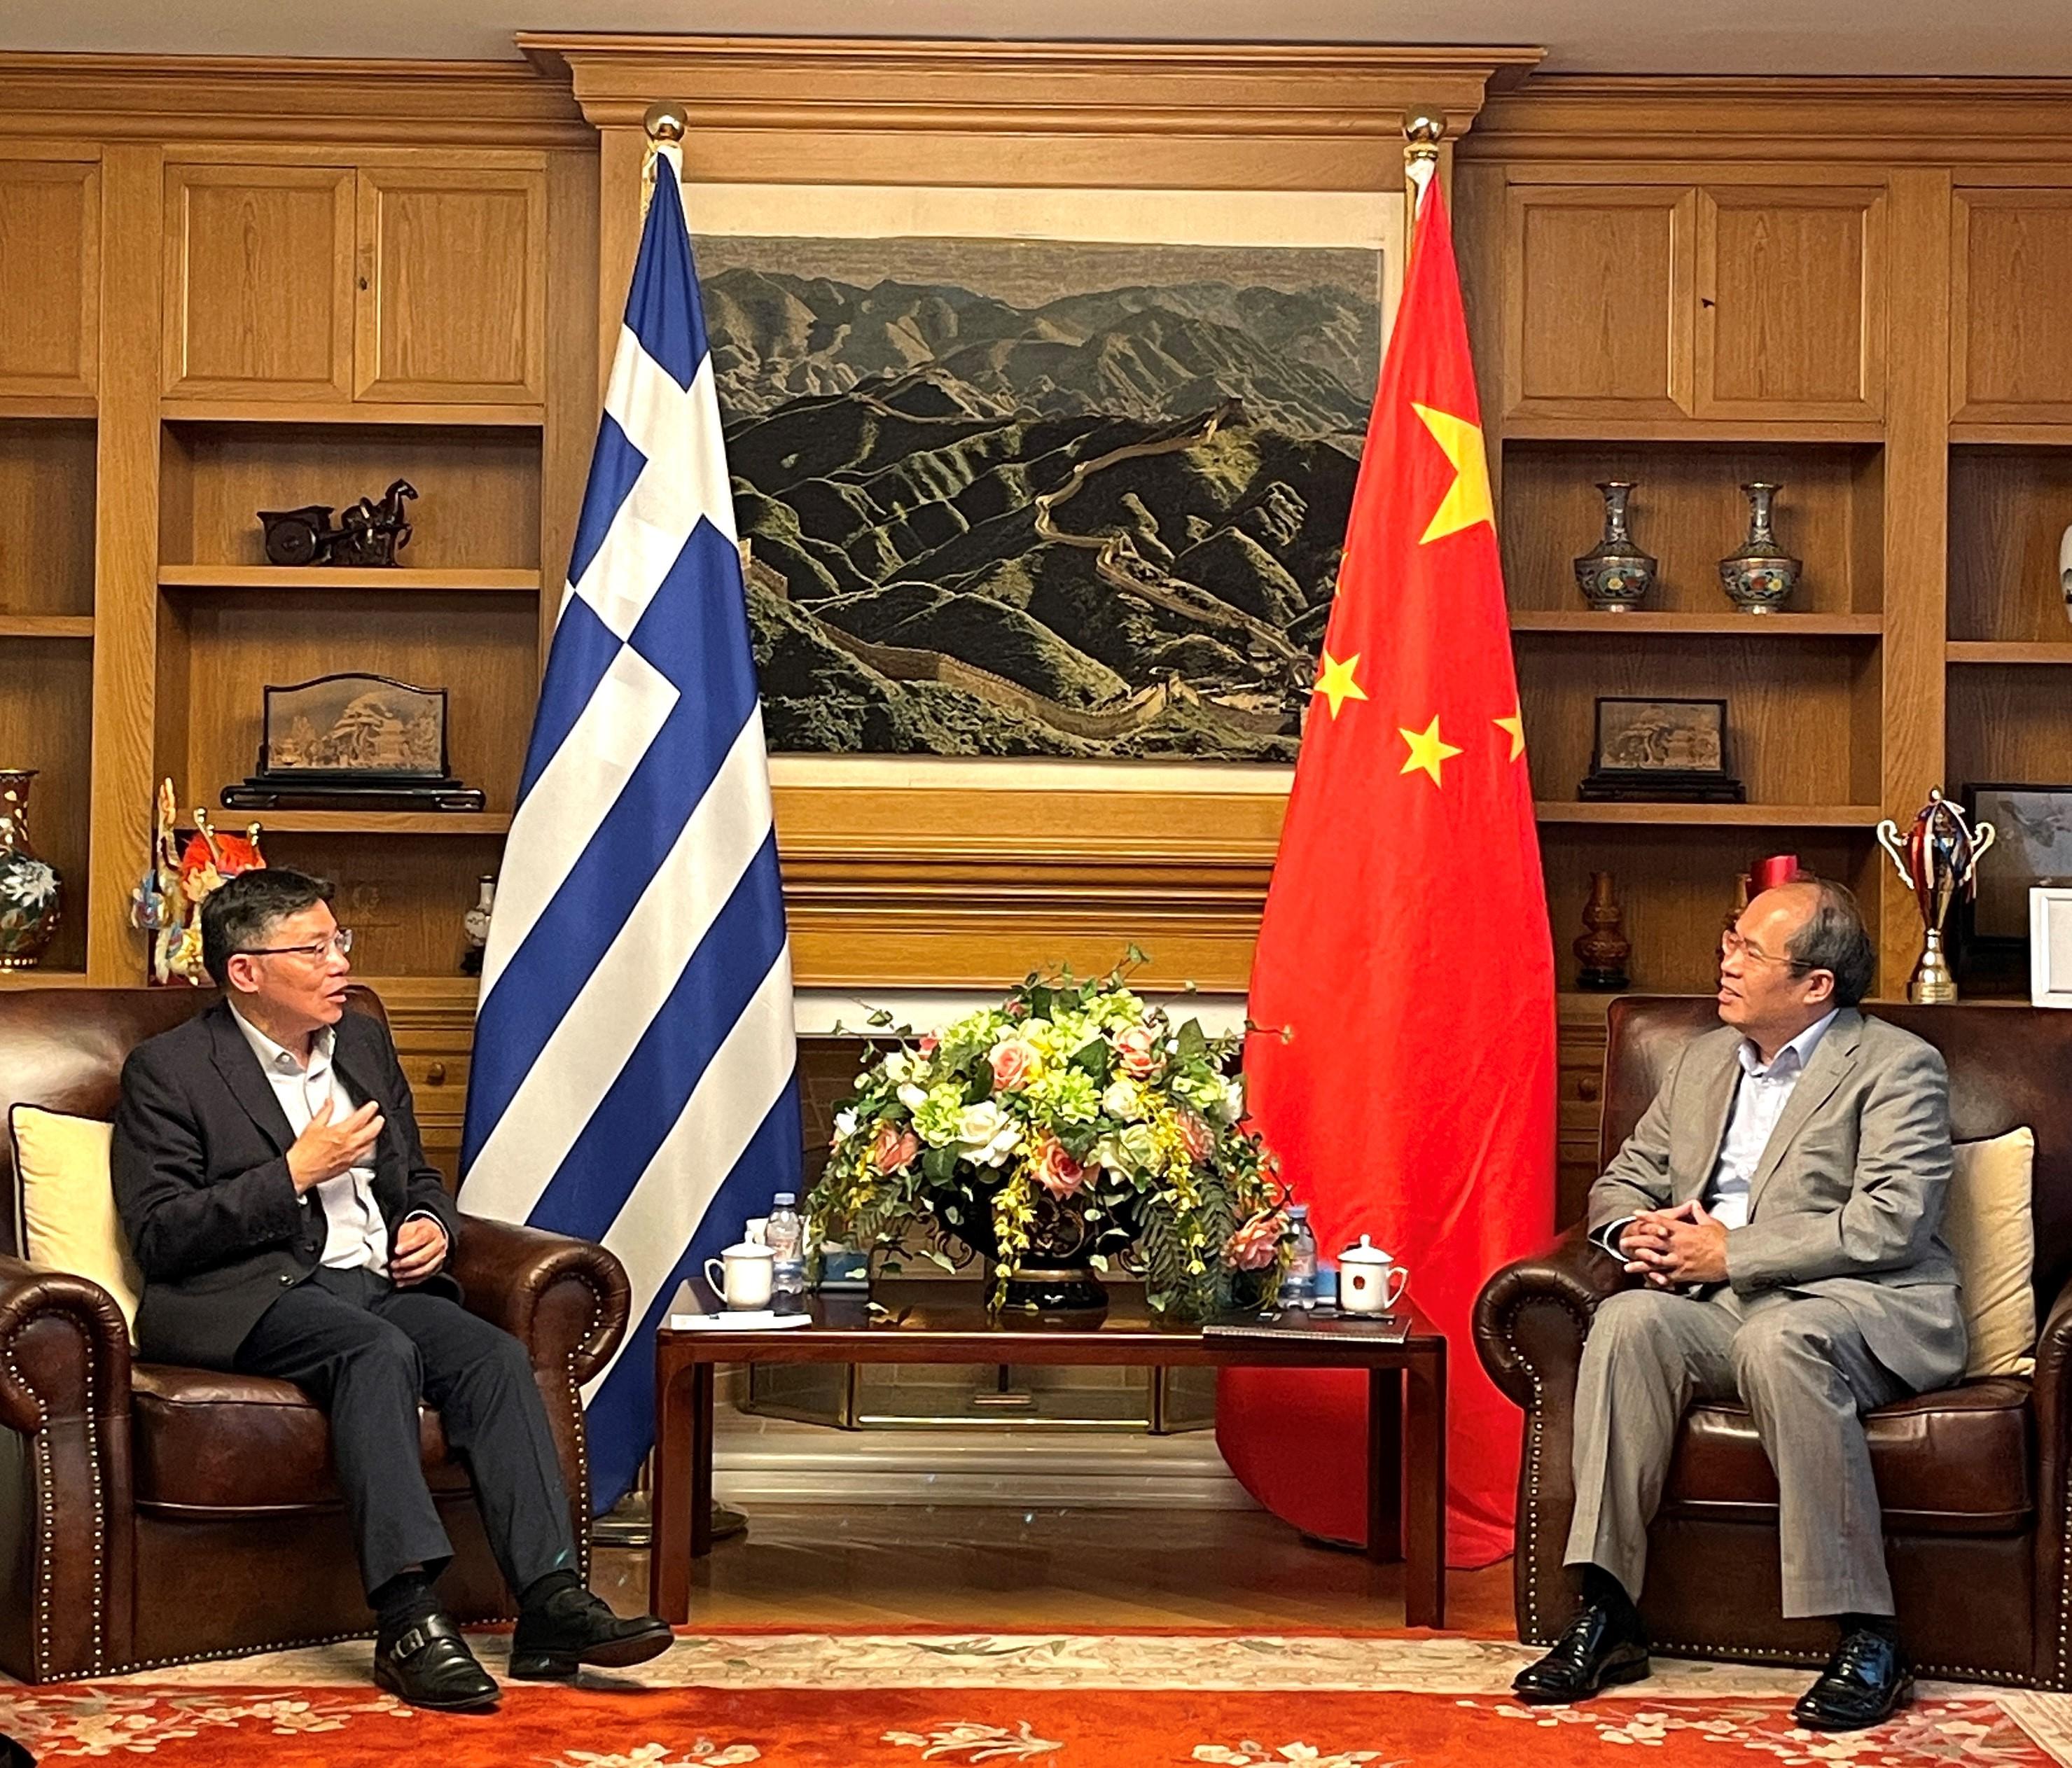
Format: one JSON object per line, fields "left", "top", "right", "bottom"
{"left": 1513, "top": 611, "right": 1881, "bottom": 636}
{"left": 0, "top": 615, "right": 93, "bottom": 639}
{"left": 1501, "top": 417, "right": 1886, "bottom": 446}
{"left": 1947, "top": 641, "right": 2072, "bottom": 664}
{"left": 160, "top": 399, "right": 545, "bottom": 429}
{"left": 1949, "top": 423, "right": 2072, "bottom": 447}
{"left": 242, "top": 811, "right": 513, "bottom": 835}
{"left": 0, "top": 970, "right": 92, "bottom": 989}
{"left": 0, "top": 395, "right": 95, "bottom": 422}
{"left": 159, "top": 565, "right": 541, "bottom": 592}
{"left": 1536, "top": 802, "right": 1885, "bottom": 828}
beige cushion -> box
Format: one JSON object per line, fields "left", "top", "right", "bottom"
{"left": 1942, "top": 1126, "right": 2037, "bottom": 1380}
{"left": 13, "top": 1104, "right": 141, "bottom": 1340}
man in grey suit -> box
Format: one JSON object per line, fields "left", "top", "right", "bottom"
{"left": 1512, "top": 876, "right": 1964, "bottom": 1731}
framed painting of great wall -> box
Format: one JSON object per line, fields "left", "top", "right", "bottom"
{"left": 550, "top": 39, "right": 1520, "bottom": 990}
{"left": 684, "top": 183, "right": 1400, "bottom": 767}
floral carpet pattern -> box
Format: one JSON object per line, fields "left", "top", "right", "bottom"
{"left": 4, "top": 1633, "right": 2068, "bottom": 1767}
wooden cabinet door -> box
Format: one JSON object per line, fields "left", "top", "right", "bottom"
{"left": 1953, "top": 189, "right": 2072, "bottom": 422}
{"left": 1695, "top": 186, "right": 1887, "bottom": 421}
{"left": 0, "top": 158, "right": 99, "bottom": 400}
{"left": 1503, "top": 185, "right": 1695, "bottom": 420}
{"left": 354, "top": 166, "right": 546, "bottom": 405}
{"left": 162, "top": 164, "right": 356, "bottom": 402}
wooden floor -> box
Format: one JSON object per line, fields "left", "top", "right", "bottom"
{"left": 592, "top": 1505, "right": 1517, "bottom": 1633}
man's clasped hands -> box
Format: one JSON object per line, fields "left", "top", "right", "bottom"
{"left": 1617, "top": 1198, "right": 1730, "bottom": 1288}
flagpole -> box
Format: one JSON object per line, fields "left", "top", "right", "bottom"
{"left": 1403, "top": 111, "right": 1444, "bottom": 235}
{"left": 641, "top": 99, "right": 687, "bottom": 214}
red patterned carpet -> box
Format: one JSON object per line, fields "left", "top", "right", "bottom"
{"left": 6, "top": 1631, "right": 2068, "bottom": 1766}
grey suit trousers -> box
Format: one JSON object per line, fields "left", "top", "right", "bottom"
{"left": 1565, "top": 1284, "right": 1909, "bottom": 1619}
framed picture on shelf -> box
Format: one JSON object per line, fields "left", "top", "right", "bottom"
{"left": 1963, "top": 783, "right": 2072, "bottom": 949}
{"left": 1579, "top": 697, "right": 1746, "bottom": 804}
{"left": 2031, "top": 888, "right": 2072, "bottom": 1008}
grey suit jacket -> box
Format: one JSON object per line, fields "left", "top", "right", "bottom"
{"left": 1585, "top": 1007, "right": 1966, "bottom": 1393}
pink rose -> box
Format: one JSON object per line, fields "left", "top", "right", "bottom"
{"left": 917, "top": 1034, "right": 939, "bottom": 1057}
{"left": 990, "top": 1038, "right": 1036, "bottom": 1092}
{"left": 1033, "top": 1136, "right": 1088, "bottom": 1200}
{"left": 1175, "top": 1108, "right": 1214, "bottom": 1164}
{"left": 1115, "top": 1025, "right": 1161, "bottom": 1079}
{"left": 870, "top": 1122, "right": 919, "bottom": 1175}
{"left": 1225, "top": 1210, "right": 1285, "bottom": 1272}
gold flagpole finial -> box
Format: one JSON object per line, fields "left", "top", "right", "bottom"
{"left": 641, "top": 101, "right": 688, "bottom": 207}
{"left": 1403, "top": 111, "right": 1445, "bottom": 209}
{"left": 644, "top": 101, "right": 687, "bottom": 144}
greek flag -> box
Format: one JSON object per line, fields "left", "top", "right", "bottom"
{"left": 460, "top": 155, "right": 800, "bottom": 1512}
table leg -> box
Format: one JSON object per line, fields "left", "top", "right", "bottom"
{"left": 649, "top": 1358, "right": 715, "bottom": 1624}
{"left": 1365, "top": 1365, "right": 1403, "bottom": 1563}
{"left": 1404, "top": 1346, "right": 1447, "bottom": 1629}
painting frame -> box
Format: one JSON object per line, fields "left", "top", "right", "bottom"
{"left": 1962, "top": 781, "right": 2072, "bottom": 951}
{"left": 540, "top": 34, "right": 1536, "bottom": 990}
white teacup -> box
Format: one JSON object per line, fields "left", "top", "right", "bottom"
{"left": 1338, "top": 1234, "right": 1408, "bottom": 1316}
{"left": 705, "top": 1241, "right": 775, "bottom": 1310}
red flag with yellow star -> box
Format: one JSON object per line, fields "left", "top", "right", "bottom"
{"left": 1216, "top": 178, "right": 1557, "bottom": 1566}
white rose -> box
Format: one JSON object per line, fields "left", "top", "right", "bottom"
{"left": 1101, "top": 1078, "right": 1140, "bottom": 1121}
{"left": 896, "top": 1082, "right": 929, "bottom": 1114}
{"left": 1214, "top": 1076, "right": 1245, "bottom": 1125}
{"left": 883, "top": 1050, "right": 915, "bottom": 1084}
{"left": 952, "top": 1099, "right": 1020, "bottom": 1168}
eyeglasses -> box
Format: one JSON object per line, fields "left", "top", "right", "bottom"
{"left": 236, "top": 928, "right": 354, "bottom": 962}
{"left": 1720, "top": 928, "right": 1811, "bottom": 971}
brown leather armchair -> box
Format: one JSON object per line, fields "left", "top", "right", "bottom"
{"left": 0, "top": 986, "right": 632, "bottom": 1683}
{"left": 1475, "top": 996, "right": 2072, "bottom": 1689}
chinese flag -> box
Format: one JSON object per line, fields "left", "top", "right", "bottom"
{"left": 1216, "top": 179, "right": 1557, "bottom": 1567}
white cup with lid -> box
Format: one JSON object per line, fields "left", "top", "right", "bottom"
{"left": 706, "top": 1241, "right": 776, "bottom": 1310}
{"left": 1337, "top": 1235, "right": 1408, "bottom": 1315}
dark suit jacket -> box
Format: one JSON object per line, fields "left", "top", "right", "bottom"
{"left": 111, "top": 999, "right": 461, "bottom": 1369}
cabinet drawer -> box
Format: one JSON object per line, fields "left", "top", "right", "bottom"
{"left": 399, "top": 1050, "right": 470, "bottom": 1113}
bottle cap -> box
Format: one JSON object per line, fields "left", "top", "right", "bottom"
{"left": 773, "top": 1192, "right": 796, "bottom": 1207}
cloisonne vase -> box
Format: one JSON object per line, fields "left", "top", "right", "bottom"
{"left": 0, "top": 770, "right": 62, "bottom": 968}
{"left": 1719, "top": 481, "right": 1801, "bottom": 613}
{"left": 1573, "top": 481, "right": 1657, "bottom": 612}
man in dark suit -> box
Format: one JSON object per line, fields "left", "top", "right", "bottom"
{"left": 112, "top": 868, "right": 670, "bottom": 1711}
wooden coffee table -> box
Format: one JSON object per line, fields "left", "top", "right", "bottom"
{"left": 650, "top": 1283, "right": 1448, "bottom": 1626}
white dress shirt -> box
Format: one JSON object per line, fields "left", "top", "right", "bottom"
{"left": 1705, "top": 1009, "right": 1840, "bottom": 1230}
{"left": 232, "top": 1008, "right": 391, "bottom": 1274}
{"left": 1597, "top": 1008, "right": 1840, "bottom": 1253}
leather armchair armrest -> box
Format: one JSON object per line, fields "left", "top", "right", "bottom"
{"left": 1473, "top": 1222, "right": 1629, "bottom": 1408}
{"left": 0, "top": 1255, "right": 134, "bottom": 1680}
{"left": 450, "top": 1213, "right": 630, "bottom": 1386}
{"left": 0, "top": 1254, "right": 132, "bottom": 1434}
{"left": 2029, "top": 1270, "right": 2072, "bottom": 1687}
{"left": 2033, "top": 1269, "right": 2072, "bottom": 1425}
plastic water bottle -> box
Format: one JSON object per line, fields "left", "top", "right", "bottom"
{"left": 1279, "top": 1203, "right": 1319, "bottom": 1309}
{"left": 765, "top": 1192, "right": 807, "bottom": 1312}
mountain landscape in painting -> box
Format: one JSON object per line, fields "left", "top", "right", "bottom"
{"left": 697, "top": 235, "right": 1381, "bottom": 760}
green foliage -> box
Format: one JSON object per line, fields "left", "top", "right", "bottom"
{"left": 805, "top": 950, "right": 1289, "bottom": 1319}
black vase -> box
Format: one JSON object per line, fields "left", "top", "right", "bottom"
{"left": 938, "top": 1184, "right": 1116, "bottom": 1313}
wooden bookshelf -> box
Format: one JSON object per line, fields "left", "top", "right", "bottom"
{"left": 1947, "top": 641, "right": 2072, "bottom": 664}
{"left": 0, "top": 615, "right": 93, "bottom": 639}
{"left": 1534, "top": 803, "right": 1886, "bottom": 827}
{"left": 1513, "top": 610, "right": 1883, "bottom": 637}
{"left": 158, "top": 565, "right": 542, "bottom": 592}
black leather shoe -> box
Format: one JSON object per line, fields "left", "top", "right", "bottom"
{"left": 1512, "top": 1601, "right": 1652, "bottom": 1705}
{"left": 373, "top": 1613, "right": 500, "bottom": 1712}
{"left": 509, "top": 1585, "right": 673, "bottom": 1682}
{"left": 1792, "top": 1629, "right": 1914, "bottom": 1732}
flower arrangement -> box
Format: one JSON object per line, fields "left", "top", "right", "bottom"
{"left": 808, "top": 955, "right": 1290, "bottom": 1318}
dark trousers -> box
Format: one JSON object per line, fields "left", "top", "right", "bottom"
{"left": 235, "top": 1265, "right": 578, "bottom": 1601}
